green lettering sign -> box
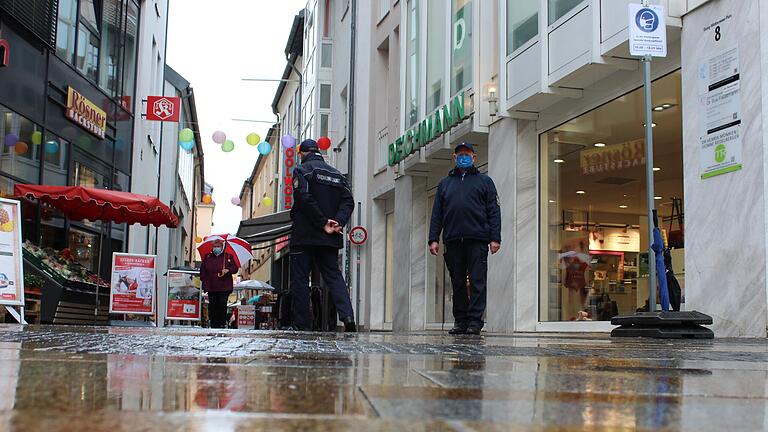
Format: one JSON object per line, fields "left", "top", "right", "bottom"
{"left": 386, "top": 91, "right": 469, "bottom": 166}
{"left": 404, "top": 129, "right": 414, "bottom": 155}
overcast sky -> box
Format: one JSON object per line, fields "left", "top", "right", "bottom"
{"left": 167, "top": 0, "right": 306, "bottom": 235}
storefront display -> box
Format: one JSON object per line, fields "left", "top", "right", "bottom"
{"left": 166, "top": 270, "right": 201, "bottom": 321}
{"left": 109, "top": 253, "right": 157, "bottom": 315}
{"left": 22, "top": 241, "right": 108, "bottom": 288}
{"left": 540, "top": 71, "right": 685, "bottom": 322}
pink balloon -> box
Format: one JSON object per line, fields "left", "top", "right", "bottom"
{"left": 212, "top": 131, "right": 227, "bottom": 144}
{"left": 231, "top": 197, "right": 241, "bottom": 206}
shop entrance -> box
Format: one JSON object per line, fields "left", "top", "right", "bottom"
{"left": 539, "top": 71, "right": 684, "bottom": 323}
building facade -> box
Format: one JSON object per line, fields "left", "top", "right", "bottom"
{"left": 355, "top": 0, "right": 768, "bottom": 337}
{"left": 0, "top": 0, "right": 143, "bottom": 279}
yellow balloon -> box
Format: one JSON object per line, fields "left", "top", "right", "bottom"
{"left": 195, "top": 236, "right": 203, "bottom": 243}
{"left": 202, "top": 194, "right": 212, "bottom": 204}
{"left": 262, "top": 197, "right": 273, "bottom": 207}
{"left": 246, "top": 133, "right": 261, "bottom": 146}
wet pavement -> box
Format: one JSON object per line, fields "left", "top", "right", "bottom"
{"left": 0, "top": 326, "right": 765, "bottom": 431}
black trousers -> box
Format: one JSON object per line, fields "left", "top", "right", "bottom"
{"left": 290, "top": 246, "right": 354, "bottom": 331}
{"left": 444, "top": 240, "right": 488, "bottom": 327}
{"left": 208, "top": 291, "right": 231, "bottom": 329}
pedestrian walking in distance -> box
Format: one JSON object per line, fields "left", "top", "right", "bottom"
{"left": 199, "top": 239, "right": 238, "bottom": 329}
{"left": 289, "top": 139, "right": 357, "bottom": 332}
{"left": 428, "top": 142, "right": 502, "bottom": 335}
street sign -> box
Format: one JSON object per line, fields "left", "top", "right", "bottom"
{"left": 349, "top": 226, "right": 368, "bottom": 246}
{"left": 629, "top": 4, "right": 667, "bottom": 57}
{"left": 146, "top": 96, "right": 181, "bottom": 122}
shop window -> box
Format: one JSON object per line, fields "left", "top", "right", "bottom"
{"left": 405, "top": 0, "right": 420, "bottom": 127}
{"left": 548, "top": 0, "right": 584, "bottom": 25}
{"left": 76, "top": 0, "right": 102, "bottom": 82}
{"left": 426, "top": 0, "right": 446, "bottom": 114}
{"left": 68, "top": 227, "right": 101, "bottom": 274}
{"left": 0, "top": 105, "right": 41, "bottom": 184}
{"left": 319, "top": 84, "right": 331, "bottom": 109}
{"left": 539, "top": 71, "right": 683, "bottom": 322}
{"left": 56, "top": 0, "right": 78, "bottom": 62}
{"left": 451, "top": 0, "right": 472, "bottom": 95}
{"left": 42, "top": 133, "right": 69, "bottom": 186}
{"left": 507, "top": 0, "right": 538, "bottom": 55}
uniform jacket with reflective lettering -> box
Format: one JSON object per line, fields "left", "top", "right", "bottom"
{"left": 290, "top": 152, "right": 355, "bottom": 249}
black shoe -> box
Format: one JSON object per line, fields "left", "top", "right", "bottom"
{"left": 465, "top": 325, "right": 483, "bottom": 335}
{"left": 449, "top": 323, "right": 468, "bottom": 335}
{"left": 342, "top": 317, "right": 357, "bottom": 332}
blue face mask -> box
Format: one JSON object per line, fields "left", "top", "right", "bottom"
{"left": 456, "top": 154, "right": 473, "bottom": 169}
{"left": 212, "top": 247, "right": 223, "bottom": 256}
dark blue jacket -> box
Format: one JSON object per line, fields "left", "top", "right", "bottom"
{"left": 429, "top": 166, "right": 501, "bottom": 245}
{"left": 290, "top": 153, "right": 354, "bottom": 249}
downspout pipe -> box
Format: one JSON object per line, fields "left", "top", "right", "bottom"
{"left": 345, "top": 0, "right": 357, "bottom": 308}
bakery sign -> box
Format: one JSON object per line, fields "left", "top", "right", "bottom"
{"left": 65, "top": 87, "right": 106, "bottom": 139}
{"left": 580, "top": 139, "right": 645, "bottom": 175}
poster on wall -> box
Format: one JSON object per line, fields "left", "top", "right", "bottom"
{"left": 110, "top": 253, "right": 156, "bottom": 315}
{"left": 699, "top": 46, "right": 742, "bottom": 179}
{"left": 0, "top": 199, "right": 24, "bottom": 306}
{"left": 165, "top": 270, "right": 202, "bottom": 321}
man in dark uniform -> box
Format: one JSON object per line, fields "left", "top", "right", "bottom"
{"left": 428, "top": 142, "right": 501, "bottom": 335}
{"left": 289, "top": 139, "right": 357, "bottom": 332}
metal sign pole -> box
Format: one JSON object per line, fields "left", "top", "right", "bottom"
{"left": 642, "top": 52, "right": 657, "bottom": 312}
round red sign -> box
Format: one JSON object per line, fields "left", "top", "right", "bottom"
{"left": 349, "top": 226, "right": 368, "bottom": 246}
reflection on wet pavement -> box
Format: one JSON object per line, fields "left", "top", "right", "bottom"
{"left": 0, "top": 325, "right": 766, "bottom": 431}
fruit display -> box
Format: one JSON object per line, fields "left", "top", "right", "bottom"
{"left": 22, "top": 241, "right": 108, "bottom": 287}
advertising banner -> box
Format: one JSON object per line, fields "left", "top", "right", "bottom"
{"left": 110, "top": 253, "right": 156, "bottom": 315}
{"left": 165, "top": 270, "right": 202, "bottom": 321}
{"left": 237, "top": 305, "right": 256, "bottom": 328}
{"left": 0, "top": 199, "right": 24, "bottom": 306}
{"left": 146, "top": 96, "right": 181, "bottom": 122}
{"left": 65, "top": 87, "right": 107, "bottom": 139}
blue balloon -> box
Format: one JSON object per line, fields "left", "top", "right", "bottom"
{"left": 180, "top": 140, "right": 195, "bottom": 151}
{"left": 4, "top": 134, "right": 18, "bottom": 147}
{"left": 257, "top": 141, "right": 271, "bottom": 155}
{"left": 44, "top": 140, "right": 60, "bottom": 154}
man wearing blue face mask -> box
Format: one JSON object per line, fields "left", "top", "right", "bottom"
{"left": 428, "top": 142, "right": 501, "bottom": 335}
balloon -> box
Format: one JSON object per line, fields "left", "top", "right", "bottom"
{"left": 212, "top": 131, "right": 226, "bottom": 144}
{"left": 202, "top": 194, "right": 212, "bottom": 204}
{"left": 246, "top": 133, "right": 261, "bottom": 146}
{"left": 180, "top": 140, "right": 195, "bottom": 151}
{"left": 4, "top": 134, "right": 18, "bottom": 147}
{"left": 231, "top": 197, "right": 241, "bottom": 206}
{"left": 281, "top": 135, "right": 296, "bottom": 148}
{"left": 262, "top": 197, "right": 273, "bottom": 207}
{"left": 221, "top": 140, "right": 234, "bottom": 152}
{"left": 179, "top": 128, "right": 194, "bottom": 142}
{"left": 14, "top": 142, "right": 28, "bottom": 155}
{"left": 257, "top": 141, "right": 271, "bottom": 155}
{"left": 317, "top": 136, "right": 331, "bottom": 151}
{"left": 44, "top": 140, "right": 60, "bottom": 154}
{"left": 31, "top": 131, "right": 42, "bottom": 145}
{"left": 195, "top": 236, "right": 203, "bottom": 243}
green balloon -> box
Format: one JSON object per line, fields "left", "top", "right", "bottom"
{"left": 246, "top": 133, "right": 261, "bottom": 146}
{"left": 31, "top": 131, "right": 42, "bottom": 145}
{"left": 179, "top": 128, "right": 194, "bottom": 142}
{"left": 222, "top": 140, "right": 235, "bottom": 152}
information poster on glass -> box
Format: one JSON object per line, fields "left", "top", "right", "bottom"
{"left": 165, "top": 270, "right": 202, "bottom": 321}
{"left": 0, "top": 198, "right": 24, "bottom": 306}
{"left": 110, "top": 253, "right": 156, "bottom": 315}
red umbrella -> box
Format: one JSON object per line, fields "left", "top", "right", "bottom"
{"left": 197, "top": 234, "right": 252, "bottom": 268}
{"left": 14, "top": 185, "right": 178, "bottom": 227}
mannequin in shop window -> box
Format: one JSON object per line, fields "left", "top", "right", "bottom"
{"left": 558, "top": 238, "right": 591, "bottom": 321}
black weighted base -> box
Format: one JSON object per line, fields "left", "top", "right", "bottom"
{"left": 610, "top": 311, "right": 714, "bottom": 339}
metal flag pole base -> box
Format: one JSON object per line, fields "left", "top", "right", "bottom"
{"left": 611, "top": 311, "right": 714, "bottom": 339}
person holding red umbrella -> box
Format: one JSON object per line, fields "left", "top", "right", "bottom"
{"left": 199, "top": 238, "right": 240, "bottom": 328}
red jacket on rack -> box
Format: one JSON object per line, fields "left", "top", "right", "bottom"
{"left": 199, "top": 252, "right": 239, "bottom": 293}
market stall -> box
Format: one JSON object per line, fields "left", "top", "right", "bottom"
{"left": 14, "top": 185, "right": 177, "bottom": 325}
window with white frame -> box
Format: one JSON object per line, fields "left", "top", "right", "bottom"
{"left": 507, "top": 0, "right": 538, "bottom": 55}
{"left": 451, "top": 0, "right": 473, "bottom": 95}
